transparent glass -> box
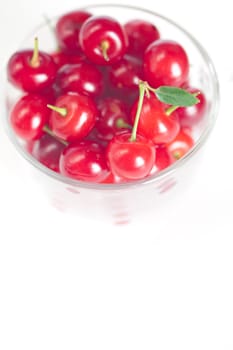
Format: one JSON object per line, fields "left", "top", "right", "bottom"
{"left": 3, "top": 4, "right": 219, "bottom": 224}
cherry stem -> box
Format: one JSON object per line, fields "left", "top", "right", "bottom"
{"left": 43, "top": 125, "right": 68, "bottom": 146}
{"left": 100, "top": 40, "right": 110, "bottom": 61}
{"left": 116, "top": 118, "right": 132, "bottom": 129}
{"left": 47, "top": 104, "right": 67, "bottom": 117}
{"left": 129, "top": 81, "right": 146, "bottom": 142}
{"left": 165, "top": 91, "right": 200, "bottom": 116}
{"left": 30, "top": 37, "right": 40, "bottom": 68}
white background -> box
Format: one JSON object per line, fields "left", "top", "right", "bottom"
{"left": 0, "top": 0, "right": 233, "bottom": 349}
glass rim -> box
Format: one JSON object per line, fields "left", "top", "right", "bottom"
{"left": 3, "top": 3, "right": 220, "bottom": 191}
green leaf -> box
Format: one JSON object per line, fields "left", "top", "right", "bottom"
{"left": 155, "top": 86, "right": 199, "bottom": 107}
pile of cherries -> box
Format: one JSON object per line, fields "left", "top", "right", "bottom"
{"left": 7, "top": 10, "right": 207, "bottom": 184}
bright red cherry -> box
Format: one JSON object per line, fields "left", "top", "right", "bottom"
{"left": 131, "top": 93, "right": 180, "bottom": 144}
{"left": 55, "top": 11, "right": 92, "bottom": 54}
{"left": 48, "top": 93, "right": 97, "bottom": 142}
{"left": 10, "top": 94, "right": 49, "bottom": 140}
{"left": 166, "top": 129, "right": 194, "bottom": 161}
{"left": 107, "top": 132, "right": 155, "bottom": 180}
{"left": 96, "top": 98, "right": 131, "bottom": 141}
{"left": 144, "top": 40, "right": 189, "bottom": 88}
{"left": 7, "top": 38, "right": 56, "bottom": 92}
{"left": 79, "top": 16, "right": 128, "bottom": 65}
{"left": 150, "top": 146, "right": 172, "bottom": 175}
{"left": 124, "top": 19, "right": 160, "bottom": 58}
{"left": 176, "top": 87, "right": 207, "bottom": 127}
{"left": 56, "top": 62, "right": 104, "bottom": 97}
{"left": 29, "top": 134, "right": 65, "bottom": 172}
{"left": 109, "top": 55, "right": 143, "bottom": 90}
{"left": 60, "top": 141, "right": 109, "bottom": 182}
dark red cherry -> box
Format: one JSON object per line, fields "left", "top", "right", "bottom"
{"left": 56, "top": 62, "right": 104, "bottom": 97}
{"left": 48, "top": 93, "right": 97, "bottom": 142}
{"left": 55, "top": 11, "right": 92, "bottom": 54}
{"left": 50, "top": 50, "right": 86, "bottom": 69}
{"left": 60, "top": 141, "right": 109, "bottom": 182}
{"left": 150, "top": 146, "right": 172, "bottom": 175}
{"left": 96, "top": 98, "right": 131, "bottom": 141}
{"left": 10, "top": 94, "right": 49, "bottom": 140}
{"left": 144, "top": 40, "right": 189, "bottom": 88}
{"left": 124, "top": 19, "right": 160, "bottom": 58}
{"left": 106, "top": 132, "right": 155, "bottom": 180}
{"left": 7, "top": 38, "right": 56, "bottom": 92}
{"left": 79, "top": 16, "right": 128, "bottom": 65}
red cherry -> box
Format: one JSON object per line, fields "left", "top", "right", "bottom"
{"left": 10, "top": 94, "right": 49, "bottom": 140}
{"left": 55, "top": 11, "right": 92, "bottom": 54}
{"left": 56, "top": 62, "right": 104, "bottom": 97}
{"left": 176, "top": 87, "right": 207, "bottom": 127}
{"left": 60, "top": 141, "right": 109, "bottom": 182}
{"left": 50, "top": 50, "right": 86, "bottom": 69}
{"left": 166, "top": 129, "right": 194, "bottom": 161}
{"left": 7, "top": 38, "right": 56, "bottom": 92}
{"left": 29, "top": 134, "right": 65, "bottom": 172}
{"left": 109, "top": 55, "right": 143, "bottom": 90}
{"left": 131, "top": 93, "right": 180, "bottom": 144}
{"left": 96, "top": 98, "right": 131, "bottom": 141}
{"left": 124, "top": 19, "right": 160, "bottom": 58}
{"left": 144, "top": 40, "right": 189, "bottom": 88}
{"left": 79, "top": 16, "right": 128, "bottom": 65}
{"left": 100, "top": 171, "right": 126, "bottom": 184}
{"left": 48, "top": 93, "right": 97, "bottom": 142}
{"left": 107, "top": 132, "right": 155, "bottom": 180}
{"left": 150, "top": 146, "right": 172, "bottom": 174}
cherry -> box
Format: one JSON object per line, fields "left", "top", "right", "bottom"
{"left": 7, "top": 38, "right": 57, "bottom": 92}
{"left": 150, "top": 146, "right": 172, "bottom": 175}
{"left": 51, "top": 50, "right": 86, "bottom": 69}
{"left": 60, "top": 141, "right": 109, "bottom": 182}
{"left": 10, "top": 94, "right": 50, "bottom": 140}
{"left": 109, "top": 55, "right": 143, "bottom": 90}
{"left": 166, "top": 129, "right": 194, "bottom": 161}
{"left": 79, "top": 16, "right": 128, "bottom": 65}
{"left": 131, "top": 90, "right": 180, "bottom": 144}
{"left": 29, "top": 133, "right": 65, "bottom": 172}
{"left": 96, "top": 98, "right": 131, "bottom": 141}
{"left": 48, "top": 93, "right": 97, "bottom": 142}
{"left": 144, "top": 40, "right": 189, "bottom": 88}
{"left": 56, "top": 62, "right": 104, "bottom": 97}
{"left": 176, "top": 87, "right": 207, "bottom": 127}
{"left": 124, "top": 19, "right": 160, "bottom": 58}
{"left": 55, "top": 10, "right": 92, "bottom": 54}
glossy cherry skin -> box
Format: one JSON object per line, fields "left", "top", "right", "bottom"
{"left": 51, "top": 51, "right": 86, "bottom": 70}
{"left": 109, "top": 55, "right": 143, "bottom": 90}
{"left": 60, "top": 141, "right": 109, "bottom": 182}
{"left": 124, "top": 19, "right": 160, "bottom": 58}
{"left": 29, "top": 134, "right": 65, "bottom": 173}
{"left": 131, "top": 93, "right": 180, "bottom": 144}
{"left": 10, "top": 94, "right": 49, "bottom": 140}
{"left": 49, "top": 93, "right": 97, "bottom": 142}
{"left": 7, "top": 50, "right": 57, "bottom": 92}
{"left": 166, "top": 129, "right": 194, "bottom": 161}
{"left": 107, "top": 132, "right": 155, "bottom": 180}
{"left": 55, "top": 11, "right": 92, "bottom": 54}
{"left": 56, "top": 62, "right": 104, "bottom": 97}
{"left": 96, "top": 98, "right": 131, "bottom": 141}
{"left": 150, "top": 146, "right": 172, "bottom": 175}
{"left": 177, "top": 87, "right": 207, "bottom": 127}
{"left": 79, "top": 16, "right": 128, "bottom": 65}
{"left": 144, "top": 40, "right": 189, "bottom": 88}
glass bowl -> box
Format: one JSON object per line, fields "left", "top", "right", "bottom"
{"left": 3, "top": 4, "right": 219, "bottom": 225}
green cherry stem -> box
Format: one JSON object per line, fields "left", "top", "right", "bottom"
{"left": 43, "top": 125, "right": 68, "bottom": 146}
{"left": 100, "top": 40, "right": 110, "bottom": 61}
{"left": 47, "top": 104, "right": 67, "bottom": 117}
{"left": 30, "top": 37, "right": 40, "bottom": 68}
{"left": 129, "top": 81, "right": 146, "bottom": 142}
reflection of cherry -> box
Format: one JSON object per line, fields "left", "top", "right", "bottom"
{"left": 144, "top": 40, "right": 189, "bottom": 88}
{"left": 7, "top": 38, "right": 56, "bottom": 92}
{"left": 60, "top": 141, "right": 109, "bottom": 182}
{"left": 79, "top": 16, "right": 128, "bottom": 65}
{"left": 10, "top": 94, "right": 49, "bottom": 140}
{"left": 124, "top": 19, "right": 160, "bottom": 58}
{"left": 48, "top": 93, "right": 97, "bottom": 142}
{"left": 55, "top": 11, "right": 91, "bottom": 54}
